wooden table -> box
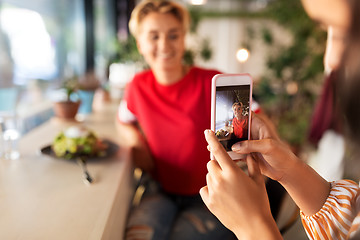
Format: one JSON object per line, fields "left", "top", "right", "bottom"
{"left": 0, "top": 103, "right": 134, "bottom": 240}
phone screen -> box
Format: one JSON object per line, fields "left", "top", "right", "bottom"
{"left": 215, "top": 85, "right": 251, "bottom": 151}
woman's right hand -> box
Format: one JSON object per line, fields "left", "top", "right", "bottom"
{"left": 231, "top": 113, "right": 300, "bottom": 183}
{"left": 200, "top": 129, "right": 282, "bottom": 240}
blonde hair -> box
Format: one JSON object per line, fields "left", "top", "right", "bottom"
{"left": 232, "top": 102, "right": 243, "bottom": 110}
{"left": 129, "top": 0, "right": 190, "bottom": 38}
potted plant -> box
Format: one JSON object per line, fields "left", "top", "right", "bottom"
{"left": 53, "top": 77, "right": 81, "bottom": 120}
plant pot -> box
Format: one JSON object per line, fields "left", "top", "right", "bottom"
{"left": 53, "top": 101, "right": 81, "bottom": 119}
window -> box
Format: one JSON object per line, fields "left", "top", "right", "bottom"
{"left": 0, "top": 1, "right": 86, "bottom": 86}
{"left": 0, "top": 0, "right": 119, "bottom": 133}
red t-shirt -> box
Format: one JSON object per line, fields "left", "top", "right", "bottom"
{"left": 122, "top": 67, "right": 221, "bottom": 195}
{"left": 232, "top": 117, "right": 248, "bottom": 139}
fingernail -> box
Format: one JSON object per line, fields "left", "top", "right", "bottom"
{"left": 204, "top": 129, "right": 211, "bottom": 136}
{"left": 232, "top": 142, "right": 242, "bottom": 151}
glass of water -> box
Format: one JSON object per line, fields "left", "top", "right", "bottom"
{"left": 0, "top": 113, "right": 21, "bottom": 160}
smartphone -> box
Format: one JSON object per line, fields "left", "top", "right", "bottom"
{"left": 211, "top": 73, "right": 253, "bottom": 160}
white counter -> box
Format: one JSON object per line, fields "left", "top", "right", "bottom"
{"left": 0, "top": 103, "right": 134, "bottom": 240}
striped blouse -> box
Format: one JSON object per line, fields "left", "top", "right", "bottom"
{"left": 301, "top": 180, "right": 360, "bottom": 240}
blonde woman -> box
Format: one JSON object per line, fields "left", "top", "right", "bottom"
{"left": 117, "top": 1, "right": 234, "bottom": 239}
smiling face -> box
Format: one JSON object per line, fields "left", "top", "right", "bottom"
{"left": 232, "top": 103, "right": 243, "bottom": 120}
{"left": 136, "top": 12, "right": 185, "bottom": 73}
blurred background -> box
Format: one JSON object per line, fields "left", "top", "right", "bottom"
{"left": 0, "top": 0, "right": 327, "bottom": 146}
{"left": 0, "top": 0, "right": 335, "bottom": 238}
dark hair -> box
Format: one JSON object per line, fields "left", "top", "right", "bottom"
{"left": 338, "top": 0, "right": 360, "bottom": 146}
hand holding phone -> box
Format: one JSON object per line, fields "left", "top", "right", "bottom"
{"left": 211, "top": 73, "right": 253, "bottom": 160}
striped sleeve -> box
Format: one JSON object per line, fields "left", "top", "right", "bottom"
{"left": 300, "top": 180, "right": 359, "bottom": 240}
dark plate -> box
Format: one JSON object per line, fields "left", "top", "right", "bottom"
{"left": 40, "top": 139, "right": 119, "bottom": 162}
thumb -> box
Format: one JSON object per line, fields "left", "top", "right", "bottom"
{"left": 204, "top": 129, "right": 236, "bottom": 171}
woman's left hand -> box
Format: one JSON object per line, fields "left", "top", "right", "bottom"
{"left": 200, "top": 130, "right": 281, "bottom": 240}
